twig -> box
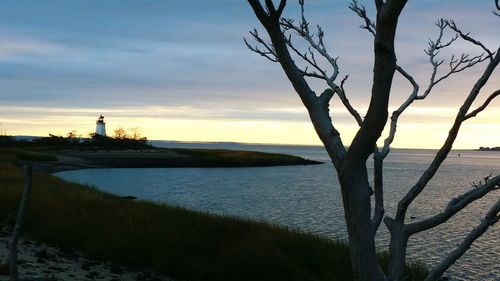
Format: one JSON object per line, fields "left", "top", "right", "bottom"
{"left": 280, "top": 1, "right": 363, "bottom": 126}
{"left": 349, "top": 0, "right": 376, "bottom": 36}
{"left": 244, "top": 29, "right": 279, "bottom": 62}
{"left": 445, "top": 20, "right": 494, "bottom": 59}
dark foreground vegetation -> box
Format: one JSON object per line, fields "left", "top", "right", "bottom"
{"left": 0, "top": 134, "right": 151, "bottom": 150}
{"left": 0, "top": 135, "right": 320, "bottom": 170}
{"left": 53, "top": 148, "right": 321, "bottom": 169}
{"left": 0, "top": 159, "right": 428, "bottom": 281}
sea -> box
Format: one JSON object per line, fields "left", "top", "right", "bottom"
{"left": 54, "top": 141, "right": 500, "bottom": 281}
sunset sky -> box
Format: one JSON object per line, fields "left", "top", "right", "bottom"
{"left": 1, "top": 0, "right": 499, "bottom": 149}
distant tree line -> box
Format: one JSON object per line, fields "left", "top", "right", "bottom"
{"left": 478, "top": 146, "right": 500, "bottom": 151}
{"left": 0, "top": 127, "right": 151, "bottom": 150}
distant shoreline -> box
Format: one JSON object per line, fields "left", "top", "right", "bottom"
{"left": 11, "top": 135, "right": 487, "bottom": 151}
{"left": 477, "top": 147, "right": 500, "bottom": 151}
{"left": 19, "top": 148, "right": 322, "bottom": 173}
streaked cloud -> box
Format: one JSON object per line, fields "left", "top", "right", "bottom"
{"left": 0, "top": 0, "right": 498, "bottom": 148}
{"left": 0, "top": 38, "right": 66, "bottom": 59}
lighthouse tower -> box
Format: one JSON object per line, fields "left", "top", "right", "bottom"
{"left": 95, "top": 115, "right": 106, "bottom": 136}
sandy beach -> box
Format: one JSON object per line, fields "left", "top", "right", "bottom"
{"left": 0, "top": 227, "right": 176, "bottom": 281}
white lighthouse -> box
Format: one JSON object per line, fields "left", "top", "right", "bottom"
{"left": 95, "top": 115, "right": 106, "bottom": 136}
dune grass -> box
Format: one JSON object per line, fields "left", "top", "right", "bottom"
{"left": 0, "top": 163, "right": 427, "bottom": 281}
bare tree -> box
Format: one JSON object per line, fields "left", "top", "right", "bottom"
{"left": 113, "top": 127, "right": 128, "bottom": 139}
{"left": 0, "top": 123, "right": 7, "bottom": 136}
{"left": 129, "top": 127, "right": 143, "bottom": 140}
{"left": 246, "top": 1, "right": 500, "bottom": 280}
{"left": 67, "top": 130, "right": 80, "bottom": 139}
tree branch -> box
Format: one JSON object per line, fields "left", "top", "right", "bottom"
{"left": 445, "top": 20, "right": 494, "bottom": 59}
{"left": 350, "top": 0, "right": 421, "bottom": 158}
{"left": 264, "top": 0, "right": 276, "bottom": 15}
{"left": 380, "top": 18, "right": 488, "bottom": 157}
{"left": 247, "top": 0, "right": 271, "bottom": 24}
{"left": 396, "top": 47, "right": 500, "bottom": 222}
{"left": 244, "top": 29, "right": 279, "bottom": 62}
{"left": 343, "top": 0, "right": 407, "bottom": 168}
{"left": 350, "top": 13, "right": 492, "bottom": 158}
{"left": 285, "top": 36, "right": 328, "bottom": 78}
{"left": 406, "top": 174, "right": 500, "bottom": 234}
{"left": 264, "top": 0, "right": 287, "bottom": 18}
{"left": 420, "top": 20, "right": 487, "bottom": 97}
{"left": 276, "top": 0, "right": 287, "bottom": 17}
{"left": 424, "top": 199, "right": 500, "bottom": 281}
{"left": 463, "top": 89, "right": 500, "bottom": 121}
{"left": 280, "top": 2, "right": 364, "bottom": 126}
{"left": 247, "top": 0, "right": 347, "bottom": 169}
{"left": 371, "top": 152, "right": 385, "bottom": 234}
{"left": 379, "top": 66, "right": 419, "bottom": 157}
{"left": 374, "top": 0, "right": 384, "bottom": 11}
{"left": 350, "top": 1, "right": 376, "bottom": 36}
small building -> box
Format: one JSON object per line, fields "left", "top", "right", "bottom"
{"left": 95, "top": 115, "right": 106, "bottom": 136}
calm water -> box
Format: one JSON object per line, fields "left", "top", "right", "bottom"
{"left": 55, "top": 142, "right": 500, "bottom": 280}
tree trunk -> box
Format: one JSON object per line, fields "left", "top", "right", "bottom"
{"left": 245, "top": 2, "right": 407, "bottom": 281}
{"left": 387, "top": 220, "right": 409, "bottom": 281}
{"left": 340, "top": 164, "right": 386, "bottom": 281}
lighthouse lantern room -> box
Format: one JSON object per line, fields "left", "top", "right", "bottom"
{"left": 95, "top": 115, "right": 106, "bottom": 136}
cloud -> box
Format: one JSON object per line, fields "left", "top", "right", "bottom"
{"left": 0, "top": 1, "right": 498, "bottom": 147}
{"left": 0, "top": 37, "right": 66, "bottom": 59}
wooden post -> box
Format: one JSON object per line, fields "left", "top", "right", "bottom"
{"left": 9, "top": 166, "right": 32, "bottom": 281}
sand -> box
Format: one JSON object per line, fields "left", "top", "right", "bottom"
{"left": 0, "top": 228, "right": 178, "bottom": 281}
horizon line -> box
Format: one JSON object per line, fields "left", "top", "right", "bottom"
{"left": 9, "top": 134, "right": 492, "bottom": 151}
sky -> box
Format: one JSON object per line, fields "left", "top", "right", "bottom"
{"left": 0, "top": 0, "right": 498, "bottom": 149}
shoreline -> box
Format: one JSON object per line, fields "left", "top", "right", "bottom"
{"left": 20, "top": 148, "right": 323, "bottom": 173}
{"left": 0, "top": 157, "right": 429, "bottom": 281}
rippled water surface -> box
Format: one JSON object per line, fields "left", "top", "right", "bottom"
{"left": 55, "top": 142, "right": 500, "bottom": 280}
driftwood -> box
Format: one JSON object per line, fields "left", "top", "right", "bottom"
{"left": 9, "top": 166, "right": 33, "bottom": 281}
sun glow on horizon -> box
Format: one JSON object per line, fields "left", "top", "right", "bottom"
{"left": 2, "top": 104, "right": 499, "bottom": 150}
